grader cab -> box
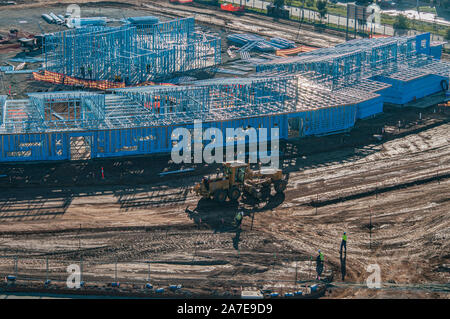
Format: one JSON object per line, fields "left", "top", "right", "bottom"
{"left": 193, "top": 161, "right": 287, "bottom": 202}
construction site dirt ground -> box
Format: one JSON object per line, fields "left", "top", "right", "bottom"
{"left": 0, "top": 101, "right": 449, "bottom": 298}
{"left": 0, "top": 0, "right": 449, "bottom": 299}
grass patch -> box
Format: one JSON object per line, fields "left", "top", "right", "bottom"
{"left": 418, "top": 6, "right": 437, "bottom": 14}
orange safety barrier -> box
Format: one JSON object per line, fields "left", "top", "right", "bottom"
{"left": 8, "top": 110, "right": 27, "bottom": 117}
{"left": 33, "top": 70, "right": 127, "bottom": 90}
{"left": 135, "top": 81, "right": 176, "bottom": 87}
{"left": 369, "top": 34, "right": 390, "bottom": 39}
{"left": 276, "top": 45, "right": 317, "bottom": 57}
{"left": 33, "top": 71, "right": 177, "bottom": 90}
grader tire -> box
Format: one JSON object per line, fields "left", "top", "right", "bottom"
{"left": 228, "top": 187, "right": 241, "bottom": 202}
{"left": 214, "top": 189, "right": 227, "bottom": 202}
{"left": 274, "top": 180, "right": 287, "bottom": 194}
{"left": 260, "top": 186, "right": 271, "bottom": 201}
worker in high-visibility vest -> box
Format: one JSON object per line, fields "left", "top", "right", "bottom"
{"left": 340, "top": 232, "right": 347, "bottom": 254}
{"left": 234, "top": 211, "right": 244, "bottom": 228}
{"left": 316, "top": 249, "right": 324, "bottom": 280}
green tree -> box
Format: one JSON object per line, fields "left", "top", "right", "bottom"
{"left": 316, "top": 0, "right": 328, "bottom": 22}
{"left": 393, "top": 14, "right": 410, "bottom": 31}
{"left": 439, "top": 0, "right": 449, "bottom": 7}
{"left": 274, "top": 0, "right": 285, "bottom": 7}
{"left": 445, "top": 29, "right": 450, "bottom": 41}
{"left": 355, "top": 0, "right": 373, "bottom": 5}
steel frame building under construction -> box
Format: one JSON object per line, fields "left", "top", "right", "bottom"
{"left": 1, "top": 32, "right": 449, "bottom": 163}
{"left": 43, "top": 17, "right": 222, "bottom": 84}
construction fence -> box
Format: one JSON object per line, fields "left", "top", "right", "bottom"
{"left": 0, "top": 254, "right": 328, "bottom": 296}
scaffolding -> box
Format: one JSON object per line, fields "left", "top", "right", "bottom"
{"left": 43, "top": 17, "right": 221, "bottom": 84}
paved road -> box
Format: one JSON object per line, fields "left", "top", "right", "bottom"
{"left": 0, "top": 293, "right": 69, "bottom": 299}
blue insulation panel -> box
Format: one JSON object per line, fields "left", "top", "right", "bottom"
{"left": 356, "top": 95, "right": 384, "bottom": 119}
{"left": 95, "top": 115, "right": 287, "bottom": 159}
{"left": 0, "top": 115, "right": 287, "bottom": 162}
{"left": 288, "top": 105, "right": 357, "bottom": 137}
{"left": 373, "top": 74, "right": 449, "bottom": 105}
{"left": 0, "top": 95, "right": 6, "bottom": 126}
{"left": 430, "top": 44, "right": 443, "bottom": 60}
{"left": 415, "top": 32, "right": 431, "bottom": 56}
{"left": 0, "top": 132, "right": 68, "bottom": 162}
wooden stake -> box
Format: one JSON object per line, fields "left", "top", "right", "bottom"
{"left": 369, "top": 207, "right": 372, "bottom": 250}
{"left": 294, "top": 261, "right": 298, "bottom": 287}
{"left": 46, "top": 257, "right": 49, "bottom": 282}
{"left": 115, "top": 260, "right": 118, "bottom": 283}
{"left": 316, "top": 194, "right": 318, "bottom": 215}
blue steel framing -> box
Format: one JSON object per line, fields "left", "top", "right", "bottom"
{"left": 255, "top": 33, "right": 437, "bottom": 90}
{"left": 1, "top": 33, "right": 449, "bottom": 163}
{"left": 43, "top": 17, "right": 221, "bottom": 84}
{"left": 0, "top": 76, "right": 296, "bottom": 162}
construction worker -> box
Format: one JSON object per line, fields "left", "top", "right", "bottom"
{"left": 234, "top": 211, "right": 244, "bottom": 228}
{"left": 87, "top": 66, "right": 92, "bottom": 79}
{"left": 340, "top": 232, "right": 347, "bottom": 254}
{"left": 316, "top": 249, "right": 324, "bottom": 280}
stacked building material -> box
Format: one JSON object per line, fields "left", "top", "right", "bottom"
{"left": 269, "top": 37, "right": 296, "bottom": 49}
{"left": 49, "top": 12, "right": 63, "bottom": 24}
{"left": 66, "top": 17, "right": 107, "bottom": 28}
{"left": 41, "top": 14, "right": 54, "bottom": 24}
{"left": 227, "top": 34, "right": 295, "bottom": 53}
{"left": 0, "top": 65, "right": 14, "bottom": 72}
{"left": 126, "top": 16, "right": 159, "bottom": 25}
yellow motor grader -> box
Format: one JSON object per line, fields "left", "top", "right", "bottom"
{"left": 193, "top": 161, "right": 287, "bottom": 202}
